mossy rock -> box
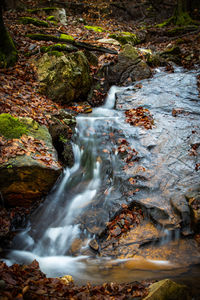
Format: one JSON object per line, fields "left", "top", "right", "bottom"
{"left": 109, "top": 32, "right": 141, "bottom": 46}
{"left": 40, "top": 43, "right": 78, "bottom": 54}
{"left": 34, "top": 51, "right": 92, "bottom": 104}
{"left": 84, "top": 25, "right": 106, "bottom": 33}
{"left": 19, "top": 17, "right": 49, "bottom": 27}
{"left": 121, "top": 44, "right": 141, "bottom": 62}
{"left": 0, "top": 116, "right": 62, "bottom": 207}
{"left": 0, "top": 114, "right": 28, "bottom": 139}
{"left": 144, "top": 279, "right": 191, "bottom": 300}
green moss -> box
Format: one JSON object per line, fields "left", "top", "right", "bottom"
{"left": 19, "top": 17, "right": 49, "bottom": 27}
{"left": 26, "top": 34, "right": 74, "bottom": 44}
{"left": 84, "top": 25, "right": 106, "bottom": 32}
{"left": 156, "top": 17, "right": 174, "bottom": 28}
{"left": 27, "top": 7, "right": 58, "bottom": 14}
{"left": 40, "top": 43, "right": 77, "bottom": 53}
{"left": 48, "top": 50, "right": 64, "bottom": 57}
{"left": 59, "top": 34, "right": 74, "bottom": 42}
{"left": 46, "top": 15, "right": 57, "bottom": 21}
{"left": 109, "top": 32, "right": 140, "bottom": 45}
{"left": 0, "top": 114, "right": 28, "bottom": 139}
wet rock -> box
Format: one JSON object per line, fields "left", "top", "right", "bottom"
{"left": 170, "top": 196, "right": 192, "bottom": 236}
{"left": 0, "top": 115, "right": 62, "bottom": 207}
{"left": 33, "top": 51, "right": 92, "bottom": 105}
{"left": 49, "top": 110, "right": 76, "bottom": 167}
{"left": 144, "top": 279, "right": 191, "bottom": 300}
{"left": 70, "top": 239, "right": 82, "bottom": 254}
{"left": 89, "top": 239, "right": 99, "bottom": 252}
{"left": 100, "top": 222, "right": 162, "bottom": 259}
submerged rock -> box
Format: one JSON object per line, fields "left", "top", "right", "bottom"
{"left": 34, "top": 51, "right": 92, "bottom": 104}
{"left": 144, "top": 279, "right": 191, "bottom": 300}
{"left": 0, "top": 114, "right": 62, "bottom": 207}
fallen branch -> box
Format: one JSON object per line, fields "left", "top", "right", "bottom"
{"left": 26, "top": 34, "right": 118, "bottom": 55}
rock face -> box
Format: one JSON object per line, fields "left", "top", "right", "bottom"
{"left": 103, "top": 44, "right": 152, "bottom": 86}
{"left": 34, "top": 51, "right": 92, "bottom": 105}
{"left": 0, "top": 114, "right": 62, "bottom": 207}
{"left": 144, "top": 279, "right": 191, "bottom": 300}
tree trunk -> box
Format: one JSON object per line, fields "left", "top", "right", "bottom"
{"left": 174, "top": 0, "right": 194, "bottom": 26}
{"left": 0, "top": 2, "right": 17, "bottom": 67}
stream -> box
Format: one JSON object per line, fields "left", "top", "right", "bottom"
{"left": 4, "top": 67, "right": 200, "bottom": 290}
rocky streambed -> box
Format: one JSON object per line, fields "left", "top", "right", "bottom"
{"left": 2, "top": 66, "right": 199, "bottom": 294}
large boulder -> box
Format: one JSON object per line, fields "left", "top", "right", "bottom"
{"left": 34, "top": 51, "right": 92, "bottom": 105}
{"left": 0, "top": 114, "right": 62, "bottom": 207}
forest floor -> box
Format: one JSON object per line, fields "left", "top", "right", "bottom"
{"left": 0, "top": 1, "right": 200, "bottom": 299}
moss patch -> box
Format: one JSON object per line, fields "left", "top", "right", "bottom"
{"left": 59, "top": 34, "right": 74, "bottom": 42}
{"left": 26, "top": 34, "right": 74, "bottom": 44}
{"left": 46, "top": 15, "right": 57, "bottom": 21}
{"left": 19, "top": 17, "right": 49, "bottom": 27}
{"left": 84, "top": 25, "right": 106, "bottom": 32}
{"left": 109, "top": 32, "right": 140, "bottom": 45}
{"left": 40, "top": 43, "right": 77, "bottom": 53}
{"left": 0, "top": 114, "right": 28, "bottom": 139}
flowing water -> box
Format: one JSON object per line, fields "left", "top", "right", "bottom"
{"left": 4, "top": 67, "right": 200, "bottom": 288}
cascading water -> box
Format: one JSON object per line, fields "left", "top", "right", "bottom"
{"left": 4, "top": 67, "right": 200, "bottom": 285}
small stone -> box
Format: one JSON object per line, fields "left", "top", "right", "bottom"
{"left": 89, "top": 239, "right": 99, "bottom": 251}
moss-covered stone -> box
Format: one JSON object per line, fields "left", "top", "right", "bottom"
{"left": 0, "top": 116, "right": 62, "bottom": 207}
{"left": 84, "top": 25, "right": 106, "bottom": 32}
{"left": 0, "top": 114, "right": 28, "bottom": 139}
{"left": 144, "top": 279, "right": 191, "bottom": 300}
{"left": 121, "top": 44, "right": 141, "bottom": 62}
{"left": 19, "top": 17, "right": 49, "bottom": 27}
{"left": 40, "top": 43, "right": 77, "bottom": 54}
{"left": 34, "top": 51, "right": 92, "bottom": 104}
{"left": 109, "top": 32, "right": 141, "bottom": 46}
